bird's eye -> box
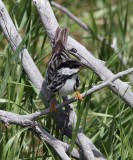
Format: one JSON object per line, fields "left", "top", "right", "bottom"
{"left": 70, "top": 48, "right": 77, "bottom": 53}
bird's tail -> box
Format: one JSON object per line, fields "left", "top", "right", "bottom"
{"left": 54, "top": 27, "right": 68, "bottom": 48}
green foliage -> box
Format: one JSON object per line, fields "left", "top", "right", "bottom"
{"left": 0, "top": 0, "right": 133, "bottom": 159}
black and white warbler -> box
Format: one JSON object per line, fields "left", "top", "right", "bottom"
{"left": 46, "top": 27, "right": 84, "bottom": 106}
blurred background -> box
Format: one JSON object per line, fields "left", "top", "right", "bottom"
{"left": 0, "top": 0, "right": 133, "bottom": 159}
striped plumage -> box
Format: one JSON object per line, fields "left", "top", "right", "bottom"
{"left": 46, "top": 27, "right": 82, "bottom": 96}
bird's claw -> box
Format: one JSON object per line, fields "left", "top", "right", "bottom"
{"left": 75, "top": 91, "right": 83, "bottom": 101}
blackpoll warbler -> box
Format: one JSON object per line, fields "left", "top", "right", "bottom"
{"left": 46, "top": 27, "right": 84, "bottom": 110}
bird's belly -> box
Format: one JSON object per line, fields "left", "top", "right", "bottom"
{"left": 58, "top": 78, "right": 76, "bottom": 96}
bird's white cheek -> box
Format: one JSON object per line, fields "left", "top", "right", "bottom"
{"left": 59, "top": 68, "right": 79, "bottom": 75}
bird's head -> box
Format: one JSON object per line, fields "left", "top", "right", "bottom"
{"left": 57, "top": 60, "right": 85, "bottom": 76}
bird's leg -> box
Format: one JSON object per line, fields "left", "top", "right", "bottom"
{"left": 48, "top": 95, "right": 57, "bottom": 112}
{"left": 50, "top": 102, "right": 56, "bottom": 112}
{"left": 75, "top": 91, "right": 83, "bottom": 101}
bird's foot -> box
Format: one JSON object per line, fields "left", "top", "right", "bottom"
{"left": 50, "top": 102, "right": 56, "bottom": 112}
{"left": 75, "top": 91, "right": 83, "bottom": 101}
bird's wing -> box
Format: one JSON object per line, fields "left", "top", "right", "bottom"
{"left": 49, "top": 27, "right": 70, "bottom": 69}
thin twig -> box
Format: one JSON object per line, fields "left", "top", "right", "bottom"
{"left": 0, "top": 66, "right": 131, "bottom": 158}
{"left": 33, "top": 0, "right": 133, "bottom": 108}
{"left": 25, "top": 67, "right": 133, "bottom": 120}
{"left": 52, "top": 1, "right": 133, "bottom": 83}
{"left": 51, "top": 1, "right": 110, "bottom": 43}
{"left": 51, "top": 1, "right": 89, "bottom": 32}
{"left": 0, "top": 1, "right": 104, "bottom": 159}
{"left": 0, "top": 110, "right": 82, "bottom": 160}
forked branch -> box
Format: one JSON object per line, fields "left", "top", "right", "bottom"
{"left": 33, "top": 0, "right": 133, "bottom": 107}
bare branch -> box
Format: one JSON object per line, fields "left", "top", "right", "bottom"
{"left": 33, "top": 0, "right": 133, "bottom": 108}
{"left": 51, "top": 1, "right": 89, "bottom": 32}
{"left": 52, "top": 1, "right": 133, "bottom": 83}
{"left": 0, "top": 0, "right": 104, "bottom": 159}
{"left": 0, "top": 0, "right": 132, "bottom": 159}
{"left": 0, "top": 105, "right": 106, "bottom": 160}
{"left": 77, "top": 132, "right": 106, "bottom": 160}
{"left": 0, "top": 0, "right": 51, "bottom": 104}
{"left": 0, "top": 110, "right": 82, "bottom": 160}
{"left": 27, "top": 67, "right": 133, "bottom": 120}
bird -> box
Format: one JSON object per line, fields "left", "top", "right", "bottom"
{"left": 46, "top": 27, "right": 84, "bottom": 111}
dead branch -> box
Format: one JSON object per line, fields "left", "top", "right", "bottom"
{"left": 0, "top": 110, "right": 82, "bottom": 160}
{"left": 25, "top": 67, "right": 133, "bottom": 120}
{"left": 52, "top": 1, "right": 133, "bottom": 83}
{"left": 33, "top": 0, "right": 133, "bottom": 107}
{"left": 0, "top": 0, "right": 105, "bottom": 159}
